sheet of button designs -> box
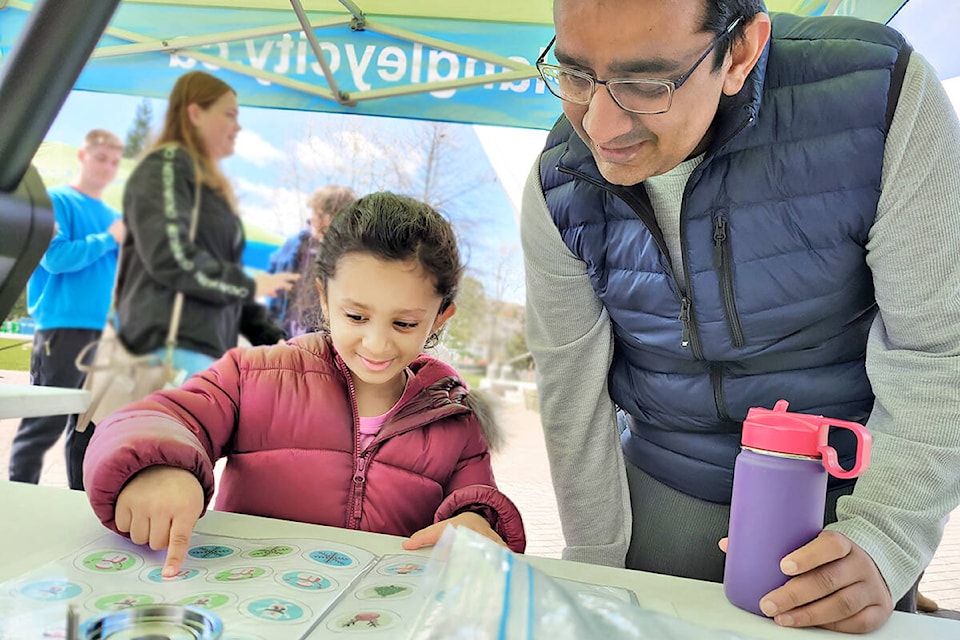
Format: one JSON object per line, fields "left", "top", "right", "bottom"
{"left": 0, "top": 532, "right": 433, "bottom": 639}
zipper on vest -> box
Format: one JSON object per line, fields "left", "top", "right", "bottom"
{"left": 679, "top": 297, "right": 692, "bottom": 349}
{"left": 710, "top": 362, "right": 733, "bottom": 423}
{"left": 712, "top": 215, "right": 745, "bottom": 348}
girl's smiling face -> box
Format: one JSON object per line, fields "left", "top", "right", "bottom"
{"left": 319, "top": 252, "right": 456, "bottom": 401}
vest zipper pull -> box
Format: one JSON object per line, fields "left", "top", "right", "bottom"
{"left": 713, "top": 216, "right": 727, "bottom": 270}
{"left": 679, "top": 297, "right": 692, "bottom": 348}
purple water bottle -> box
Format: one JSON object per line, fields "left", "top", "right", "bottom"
{"left": 723, "top": 400, "right": 872, "bottom": 616}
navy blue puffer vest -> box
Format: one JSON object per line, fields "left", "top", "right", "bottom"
{"left": 540, "top": 14, "right": 910, "bottom": 503}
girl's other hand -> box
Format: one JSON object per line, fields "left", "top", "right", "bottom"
{"left": 402, "top": 511, "right": 507, "bottom": 550}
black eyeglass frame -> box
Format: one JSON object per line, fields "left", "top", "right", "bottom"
{"left": 536, "top": 16, "right": 744, "bottom": 115}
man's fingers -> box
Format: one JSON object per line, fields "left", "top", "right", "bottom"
{"left": 161, "top": 517, "right": 195, "bottom": 578}
{"left": 772, "top": 585, "right": 889, "bottom": 634}
{"left": 761, "top": 556, "right": 857, "bottom": 615}
{"left": 779, "top": 530, "right": 851, "bottom": 576}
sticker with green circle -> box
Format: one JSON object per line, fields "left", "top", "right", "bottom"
{"left": 177, "top": 592, "right": 232, "bottom": 610}
{"left": 81, "top": 551, "right": 137, "bottom": 572}
{"left": 213, "top": 567, "right": 266, "bottom": 582}
{"left": 94, "top": 593, "right": 157, "bottom": 611}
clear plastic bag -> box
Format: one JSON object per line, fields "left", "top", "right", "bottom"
{"left": 407, "top": 527, "right": 758, "bottom": 640}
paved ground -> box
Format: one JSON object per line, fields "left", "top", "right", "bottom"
{"left": 1, "top": 368, "right": 958, "bottom": 612}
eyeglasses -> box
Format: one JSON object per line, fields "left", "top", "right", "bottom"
{"left": 536, "top": 17, "right": 743, "bottom": 115}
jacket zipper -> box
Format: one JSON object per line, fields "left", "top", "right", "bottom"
{"left": 676, "top": 110, "right": 756, "bottom": 355}
{"left": 712, "top": 215, "right": 744, "bottom": 348}
{"left": 559, "top": 166, "right": 706, "bottom": 359}
{"left": 710, "top": 362, "right": 733, "bottom": 423}
{"left": 340, "top": 357, "right": 365, "bottom": 529}
{"left": 351, "top": 454, "right": 367, "bottom": 527}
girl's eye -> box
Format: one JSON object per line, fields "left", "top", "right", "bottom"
{"left": 394, "top": 321, "right": 418, "bottom": 329}
{"left": 345, "top": 313, "right": 364, "bottom": 322}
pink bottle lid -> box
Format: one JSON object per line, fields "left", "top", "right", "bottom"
{"left": 741, "top": 400, "right": 872, "bottom": 479}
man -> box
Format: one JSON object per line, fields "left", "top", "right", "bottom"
{"left": 522, "top": 0, "right": 960, "bottom": 634}
{"left": 267, "top": 185, "right": 356, "bottom": 337}
{"left": 9, "top": 129, "right": 125, "bottom": 490}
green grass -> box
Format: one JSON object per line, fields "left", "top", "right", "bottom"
{"left": 0, "top": 337, "right": 32, "bottom": 371}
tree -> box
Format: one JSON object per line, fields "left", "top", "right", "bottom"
{"left": 3, "top": 288, "right": 27, "bottom": 322}
{"left": 276, "top": 114, "right": 496, "bottom": 238}
{"left": 444, "top": 274, "right": 485, "bottom": 357}
{"left": 124, "top": 98, "right": 153, "bottom": 159}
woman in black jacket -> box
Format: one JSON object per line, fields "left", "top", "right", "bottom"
{"left": 115, "top": 70, "right": 298, "bottom": 377}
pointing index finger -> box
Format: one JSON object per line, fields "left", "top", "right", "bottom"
{"left": 161, "top": 518, "right": 195, "bottom": 578}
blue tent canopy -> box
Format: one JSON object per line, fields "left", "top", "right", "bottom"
{"left": 2, "top": 0, "right": 955, "bottom": 136}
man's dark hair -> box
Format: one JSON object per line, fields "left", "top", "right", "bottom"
{"left": 701, "top": 0, "right": 766, "bottom": 70}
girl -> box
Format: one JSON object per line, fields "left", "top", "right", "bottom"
{"left": 115, "top": 70, "right": 297, "bottom": 378}
{"left": 83, "top": 192, "right": 526, "bottom": 577}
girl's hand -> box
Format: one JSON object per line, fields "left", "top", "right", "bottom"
{"left": 402, "top": 511, "right": 507, "bottom": 550}
{"left": 114, "top": 465, "right": 204, "bottom": 578}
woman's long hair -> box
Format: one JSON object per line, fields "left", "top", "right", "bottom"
{"left": 151, "top": 70, "right": 237, "bottom": 211}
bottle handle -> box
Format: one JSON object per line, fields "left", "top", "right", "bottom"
{"left": 817, "top": 419, "right": 872, "bottom": 479}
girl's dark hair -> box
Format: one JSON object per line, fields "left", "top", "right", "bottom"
{"left": 701, "top": 0, "right": 766, "bottom": 70}
{"left": 316, "top": 192, "right": 463, "bottom": 313}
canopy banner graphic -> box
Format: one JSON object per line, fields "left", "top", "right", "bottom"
{"left": 1, "top": 0, "right": 941, "bottom": 130}
{"left": 0, "top": 1, "right": 560, "bottom": 130}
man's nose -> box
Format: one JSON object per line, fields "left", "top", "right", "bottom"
{"left": 581, "top": 83, "right": 635, "bottom": 144}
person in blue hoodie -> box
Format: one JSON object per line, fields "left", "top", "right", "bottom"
{"left": 8, "top": 129, "right": 125, "bottom": 490}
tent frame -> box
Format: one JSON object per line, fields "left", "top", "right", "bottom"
{"left": 6, "top": 0, "right": 542, "bottom": 107}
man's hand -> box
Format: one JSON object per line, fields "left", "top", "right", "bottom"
{"left": 402, "top": 512, "right": 507, "bottom": 550}
{"left": 114, "top": 465, "right": 204, "bottom": 578}
{"left": 753, "top": 530, "right": 894, "bottom": 633}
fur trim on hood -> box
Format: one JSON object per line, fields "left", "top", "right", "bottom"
{"left": 462, "top": 389, "right": 504, "bottom": 453}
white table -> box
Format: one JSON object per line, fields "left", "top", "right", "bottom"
{"left": 0, "top": 382, "right": 90, "bottom": 419}
{"left": 1, "top": 482, "right": 956, "bottom": 639}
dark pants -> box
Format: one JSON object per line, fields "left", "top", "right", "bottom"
{"left": 624, "top": 459, "right": 918, "bottom": 613}
{"left": 8, "top": 328, "right": 101, "bottom": 489}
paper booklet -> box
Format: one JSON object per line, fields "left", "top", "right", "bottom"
{"left": 0, "top": 530, "right": 636, "bottom": 639}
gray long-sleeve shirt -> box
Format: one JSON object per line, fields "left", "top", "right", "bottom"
{"left": 521, "top": 51, "right": 960, "bottom": 600}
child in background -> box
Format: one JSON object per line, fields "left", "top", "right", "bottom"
{"left": 83, "top": 192, "right": 525, "bottom": 576}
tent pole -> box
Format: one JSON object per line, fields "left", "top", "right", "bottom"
{"left": 0, "top": 0, "right": 121, "bottom": 193}
{"left": 289, "top": 0, "right": 354, "bottom": 105}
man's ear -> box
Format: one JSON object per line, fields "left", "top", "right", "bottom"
{"left": 432, "top": 302, "right": 457, "bottom": 333}
{"left": 722, "top": 13, "right": 771, "bottom": 96}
